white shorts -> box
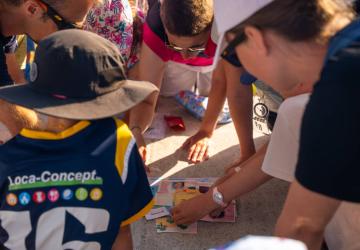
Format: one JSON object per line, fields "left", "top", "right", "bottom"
{"left": 160, "top": 61, "right": 213, "bottom": 97}
{"left": 261, "top": 94, "right": 310, "bottom": 182}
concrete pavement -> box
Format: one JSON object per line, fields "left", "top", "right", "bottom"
{"left": 132, "top": 97, "right": 289, "bottom": 250}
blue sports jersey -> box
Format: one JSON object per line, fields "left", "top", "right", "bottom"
{"left": 0, "top": 118, "right": 154, "bottom": 250}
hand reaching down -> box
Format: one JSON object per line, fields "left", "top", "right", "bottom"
{"left": 172, "top": 191, "right": 219, "bottom": 226}
{"left": 182, "top": 130, "right": 212, "bottom": 163}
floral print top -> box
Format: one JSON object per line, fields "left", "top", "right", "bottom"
{"left": 85, "top": 0, "right": 137, "bottom": 70}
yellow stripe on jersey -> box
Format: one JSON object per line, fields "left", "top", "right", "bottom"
{"left": 20, "top": 121, "right": 90, "bottom": 140}
{"left": 114, "top": 118, "right": 134, "bottom": 183}
{"left": 121, "top": 198, "right": 155, "bottom": 226}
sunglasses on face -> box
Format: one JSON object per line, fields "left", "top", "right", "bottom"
{"left": 165, "top": 39, "right": 206, "bottom": 55}
{"left": 221, "top": 29, "right": 246, "bottom": 61}
{"left": 34, "top": 0, "right": 83, "bottom": 30}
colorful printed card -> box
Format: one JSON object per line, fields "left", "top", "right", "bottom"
{"left": 146, "top": 178, "right": 237, "bottom": 234}
{"left": 201, "top": 201, "right": 236, "bottom": 223}
{"left": 155, "top": 216, "right": 197, "bottom": 234}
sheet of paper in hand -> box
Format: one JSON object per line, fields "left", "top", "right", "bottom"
{"left": 173, "top": 189, "right": 201, "bottom": 206}
{"left": 156, "top": 187, "right": 200, "bottom": 233}
{"left": 148, "top": 178, "right": 236, "bottom": 233}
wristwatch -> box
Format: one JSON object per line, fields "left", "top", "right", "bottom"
{"left": 212, "top": 187, "right": 227, "bottom": 207}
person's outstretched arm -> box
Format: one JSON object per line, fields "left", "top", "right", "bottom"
{"left": 172, "top": 143, "right": 272, "bottom": 225}
{"left": 128, "top": 43, "right": 165, "bottom": 161}
{"left": 182, "top": 59, "right": 227, "bottom": 163}
{"left": 224, "top": 60, "right": 255, "bottom": 167}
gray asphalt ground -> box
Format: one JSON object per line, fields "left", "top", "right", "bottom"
{"left": 132, "top": 97, "right": 289, "bottom": 250}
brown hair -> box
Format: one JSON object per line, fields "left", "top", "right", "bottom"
{"left": 230, "top": 0, "right": 355, "bottom": 44}
{"left": 160, "top": 0, "right": 213, "bottom": 37}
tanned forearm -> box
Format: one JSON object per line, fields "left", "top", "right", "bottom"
{"left": 224, "top": 61, "right": 255, "bottom": 159}
{"left": 128, "top": 43, "right": 164, "bottom": 132}
{"left": 129, "top": 92, "right": 159, "bottom": 133}
{"left": 217, "top": 143, "right": 272, "bottom": 203}
{"left": 197, "top": 60, "right": 227, "bottom": 135}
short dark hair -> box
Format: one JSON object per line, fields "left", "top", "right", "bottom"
{"left": 161, "top": 0, "right": 213, "bottom": 37}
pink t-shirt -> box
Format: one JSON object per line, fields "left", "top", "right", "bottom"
{"left": 143, "top": 1, "right": 217, "bottom": 67}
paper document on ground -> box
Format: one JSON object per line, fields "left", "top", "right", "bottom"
{"left": 146, "top": 207, "right": 170, "bottom": 220}
{"left": 155, "top": 180, "right": 199, "bottom": 233}
{"left": 147, "top": 177, "right": 236, "bottom": 233}
{"left": 201, "top": 201, "right": 236, "bottom": 223}
{"left": 156, "top": 216, "right": 197, "bottom": 234}
{"left": 173, "top": 189, "right": 201, "bottom": 207}
{"left": 144, "top": 113, "right": 167, "bottom": 140}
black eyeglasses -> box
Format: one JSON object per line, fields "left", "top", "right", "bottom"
{"left": 221, "top": 30, "right": 246, "bottom": 61}
{"left": 35, "top": 0, "right": 83, "bottom": 30}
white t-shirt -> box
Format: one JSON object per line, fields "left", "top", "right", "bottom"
{"left": 261, "top": 94, "right": 310, "bottom": 181}
{"left": 261, "top": 93, "right": 360, "bottom": 250}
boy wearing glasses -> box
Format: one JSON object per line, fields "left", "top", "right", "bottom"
{"left": 129, "top": 0, "right": 256, "bottom": 166}
{"left": 0, "top": 0, "right": 100, "bottom": 143}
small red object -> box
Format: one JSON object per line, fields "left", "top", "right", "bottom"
{"left": 164, "top": 115, "right": 186, "bottom": 131}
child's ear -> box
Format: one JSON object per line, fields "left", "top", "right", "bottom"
{"left": 23, "top": 0, "right": 45, "bottom": 19}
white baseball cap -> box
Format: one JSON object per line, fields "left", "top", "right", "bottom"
{"left": 209, "top": 236, "right": 307, "bottom": 250}
{"left": 212, "top": 0, "right": 274, "bottom": 67}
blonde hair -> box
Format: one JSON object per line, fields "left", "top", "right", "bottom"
{"left": 230, "top": 0, "right": 355, "bottom": 44}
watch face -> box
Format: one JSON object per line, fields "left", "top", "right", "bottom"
{"left": 214, "top": 192, "right": 223, "bottom": 203}
{"left": 213, "top": 188, "right": 226, "bottom": 207}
